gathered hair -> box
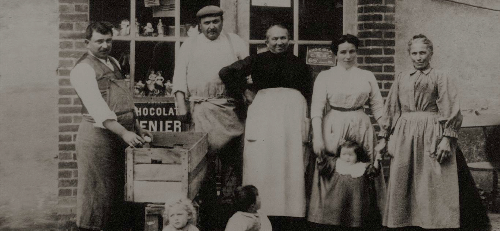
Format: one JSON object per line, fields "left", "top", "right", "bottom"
{"left": 85, "top": 21, "right": 114, "bottom": 40}
{"left": 265, "top": 24, "right": 290, "bottom": 41}
{"left": 234, "top": 185, "right": 258, "bottom": 212}
{"left": 337, "top": 140, "right": 370, "bottom": 163}
{"left": 407, "top": 34, "right": 433, "bottom": 53}
{"left": 330, "top": 34, "right": 360, "bottom": 55}
{"left": 163, "top": 196, "right": 197, "bottom": 226}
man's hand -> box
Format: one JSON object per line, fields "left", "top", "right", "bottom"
{"left": 312, "top": 136, "right": 325, "bottom": 158}
{"left": 137, "top": 127, "right": 153, "bottom": 142}
{"left": 436, "top": 137, "right": 452, "bottom": 164}
{"left": 121, "top": 131, "right": 145, "bottom": 148}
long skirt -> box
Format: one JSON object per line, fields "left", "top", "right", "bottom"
{"left": 243, "top": 88, "right": 309, "bottom": 217}
{"left": 75, "top": 120, "right": 129, "bottom": 230}
{"left": 308, "top": 108, "right": 386, "bottom": 226}
{"left": 383, "top": 112, "right": 460, "bottom": 229}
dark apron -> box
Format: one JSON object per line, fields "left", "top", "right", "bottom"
{"left": 75, "top": 54, "right": 135, "bottom": 230}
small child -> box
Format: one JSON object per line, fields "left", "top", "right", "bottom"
{"left": 308, "top": 140, "right": 382, "bottom": 230}
{"left": 163, "top": 197, "right": 199, "bottom": 231}
{"left": 225, "top": 185, "right": 272, "bottom": 231}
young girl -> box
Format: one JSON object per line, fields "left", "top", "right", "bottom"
{"left": 163, "top": 197, "right": 199, "bottom": 231}
{"left": 225, "top": 185, "right": 272, "bottom": 231}
{"left": 308, "top": 140, "right": 382, "bottom": 230}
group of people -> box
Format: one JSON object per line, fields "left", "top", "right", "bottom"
{"left": 70, "top": 4, "right": 491, "bottom": 231}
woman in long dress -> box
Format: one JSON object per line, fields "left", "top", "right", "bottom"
{"left": 220, "top": 25, "right": 312, "bottom": 230}
{"left": 379, "top": 34, "right": 490, "bottom": 230}
{"left": 308, "top": 34, "right": 386, "bottom": 229}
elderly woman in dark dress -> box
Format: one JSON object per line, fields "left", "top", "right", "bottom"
{"left": 378, "top": 34, "right": 490, "bottom": 230}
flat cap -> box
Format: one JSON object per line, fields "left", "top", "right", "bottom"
{"left": 196, "top": 5, "right": 223, "bottom": 18}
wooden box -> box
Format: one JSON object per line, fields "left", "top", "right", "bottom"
{"left": 144, "top": 204, "right": 164, "bottom": 231}
{"left": 125, "top": 132, "right": 208, "bottom": 203}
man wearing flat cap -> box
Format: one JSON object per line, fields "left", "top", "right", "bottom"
{"left": 172, "top": 5, "right": 249, "bottom": 229}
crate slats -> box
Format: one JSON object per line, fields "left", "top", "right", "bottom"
{"left": 133, "top": 148, "right": 183, "bottom": 164}
{"left": 126, "top": 132, "right": 208, "bottom": 204}
{"left": 133, "top": 181, "right": 183, "bottom": 203}
{"left": 134, "top": 164, "right": 184, "bottom": 181}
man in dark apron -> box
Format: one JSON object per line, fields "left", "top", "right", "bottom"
{"left": 70, "top": 21, "right": 153, "bottom": 231}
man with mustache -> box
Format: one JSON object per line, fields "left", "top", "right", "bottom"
{"left": 70, "top": 21, "right": 153, "bottom": 231}
{"left": 219, "top": 25, "right": 312, "bottom": 231}
{"left": 172, "top": 5, "right": 249, "bottom": 229}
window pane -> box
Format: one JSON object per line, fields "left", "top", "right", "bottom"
{"left": 250, "top": 2, "right": 294, "bottom": 40}
{"left": 90, "top": 0, "right": 130, "bottom": 36}
{"left": 299, "top": 0, "right": 343, "bottom": 41}
{"left": 110, "top": 41, "right": 131, "bottom": 78}
{"left": 136, "top": 1, "right": 175, "bottom": 37}
{"left": 134, "top": 42, "right": 175, "bottom": 97}
{"left": 180, "top": 0, "right": 220, "bottom": 29}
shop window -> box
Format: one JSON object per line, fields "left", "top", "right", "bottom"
{"left": 248, "top": 0, "right": 342, "bottom": 79}
{"left": 90, "top": 0, "right": 219, "bottom": 100}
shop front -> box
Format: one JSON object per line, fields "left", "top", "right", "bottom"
{"left": 89, "top": 0, "right": 345, "bottom": 129}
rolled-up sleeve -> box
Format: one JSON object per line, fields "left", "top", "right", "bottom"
{"left": 310, "top": 72, "right": 328, "bottom": 119}
{"left": 172, "top": 40, "right": 191, "bottom": 95}
{"left": 70, "top": 63, "right": 117, "bottom": 128}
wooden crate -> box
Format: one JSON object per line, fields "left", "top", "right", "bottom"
{"left": 144, "top": 204, "right": 164, "bottom": 231}
{"left": 125, "top": 132, "right": 208, "bottom": 203}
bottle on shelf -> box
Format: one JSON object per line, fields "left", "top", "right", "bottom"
{"left": 157, "top": 19, "right": 164, "bottom": 37}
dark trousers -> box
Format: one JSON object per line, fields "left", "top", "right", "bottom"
{"left": 197, "top": 136, "right": 243, "bottom": 231}
{"left": 268, "top": 216, "right": 307, "bottom": 231}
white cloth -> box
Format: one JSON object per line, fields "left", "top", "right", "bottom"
{"left": 172, "top": 31, "right": 249, "bottom": 97}
{"left": 70, "top": 51, "right": 121, "bottom": 128}
{"left": 335, "top": 159, "right": 368, "bottom": 178}
{"left": 310, "top": 66, "right": 384, "bottom": 120}
{"left": 224, "top": 211, "right": 272, "bottom": 231}
{"left": 243, "top": 88, "right": 308, "bottom": 217}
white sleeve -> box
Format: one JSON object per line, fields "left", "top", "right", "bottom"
{"left": 172, "top": 39, "right": 192, "bottom": 95}
{"left": 224, "top": 214, "right": 247, "bottom": 231}
{"left": 259, "top": 212, "right": 273, "bottom": 231}
{"left": 70, "top": 63, "right": 117, "bottom": 128}
{"left": 230, "top": 33, "right": 249, "bottom": 60}
{"left": 310, "top": 71, "right": 328, "bottom": 119}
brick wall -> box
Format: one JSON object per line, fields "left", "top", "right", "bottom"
{"left": 57, "top": 0, "right": 89, "bottom": 229}
{"left": 357, "top": 0, "right": 396, "bottom": 100}
{"left": 356, "top": 0, "right": 396, "bottom": 174}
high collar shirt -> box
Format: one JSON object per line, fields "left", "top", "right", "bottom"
{"left": 172, "top": 31, "right": 249, "bottom": 98}
{"left": 70, "top": 51, "right": 121, "bottom": 128}
{"left": 310, "top": 65, "right": 384, "bottom": 120}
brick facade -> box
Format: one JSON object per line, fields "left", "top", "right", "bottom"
{"left": 356, "top": 0, "right": 396, "bottom": 175}
{"left": 357, "top": 0, "right": 396, "bottom": 100}
{"left": 57, "top": 0, "right": 89, "bottom": 229}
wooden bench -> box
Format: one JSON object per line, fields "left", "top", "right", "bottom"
{"left": 462, "top": 113, "right": 500, "bottom": 211}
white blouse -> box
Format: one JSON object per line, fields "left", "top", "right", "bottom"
{"left": 310, "top": 65, "right": 384, "bottom": 120}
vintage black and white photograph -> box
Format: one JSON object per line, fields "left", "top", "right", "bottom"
{"left": 0, "top": 0, "right": 499, "bottom": 230}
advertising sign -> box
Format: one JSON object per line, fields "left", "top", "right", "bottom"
{"left": 135, "top": 102, "right": 184, "bottom": 132}
{"left": 306, "top": 46, "right": 335, "bottom": 66}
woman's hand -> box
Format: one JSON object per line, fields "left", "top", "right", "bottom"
{"left": 436, "top": 137, "right": 452, "bottom": 164}
{"left": 374, "top": 138, "right": 387, "bottom": 156}
{"left": 312, "top": 136, "right": 325, "bottom": 158}
{"left": 121, "top": 131, "right": 145, "bottom": 148}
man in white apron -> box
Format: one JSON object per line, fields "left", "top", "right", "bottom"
{"left": 172, "top": 5, "right": 249, "bottom": 229}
